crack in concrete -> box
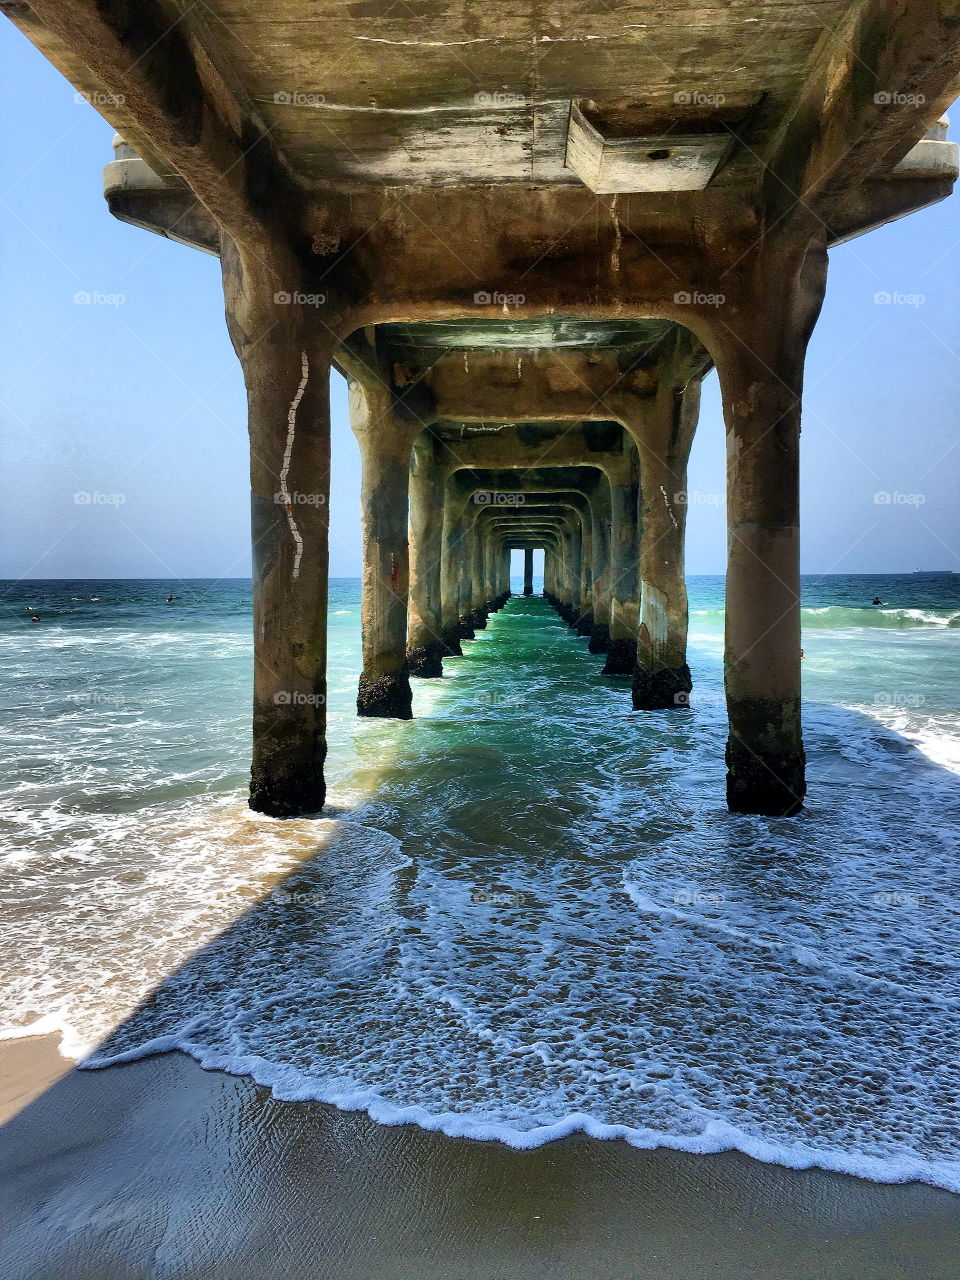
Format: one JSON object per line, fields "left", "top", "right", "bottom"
{"left": 265, "top": 98, "right": 568, "bottom": 114}
{"left": 610, "top": 194, "right": 622, "bottom": 275}
{"left": 353, "top": 36, "right": 494, "bottom": 46}
{"left": 351, "top": 34, "right": 616, "bottom": 47}
{"left": 280, "top": 350, "right": 309, "bottom": 580}
{"left": 660, "top": 485, "right": 679, "bottom": 530}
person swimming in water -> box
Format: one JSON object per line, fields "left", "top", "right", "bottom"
{"left": 871, "top": 596, "right": 886, "bottom": 605}
{"left": 166, "top": 595, "right": 175, "bottom": 603}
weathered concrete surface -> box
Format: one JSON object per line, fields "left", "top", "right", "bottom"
{"left": 349, "top": 381, "right": 415, "bottom": 720}
{"left": 435, "top": 422, "right": 641, "bottom": 644}
{"left": 522, "top": 549, "right": 534, "bottom": 596}
{"left": 10, "top": 0, "right": 960, "bottom": 815}
{"left": 715, "top": 236, "right": 828, "bottom": 816}
{"left": 602, "top": 440, "right": 641, "bottom": 676}
{"left": 629, "top": 370, "right": 701, "bottom": 712}
{"left": 583, "top": 471, "right": 613, "bottom": 653}
{"left": 221, "top": 241, "right": 333, "bottom": 817}
{"left": 468, "top": 483, "right": 596, "bottom": 632}
{"left": 407, "top": 430, "right": 446, "bottom": 678}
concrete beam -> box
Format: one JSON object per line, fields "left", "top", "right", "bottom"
{"left": 765, "top": 0, "right": 960, "bottom": 228}
{"left": 8, "top": 0, "right": 307, "bottom": 269}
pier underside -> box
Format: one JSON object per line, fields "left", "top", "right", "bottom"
{"left": 6, "top": 0, "right": 960, "bottom": 814}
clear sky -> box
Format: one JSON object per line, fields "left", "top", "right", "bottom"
{"left": 1, "top": 21, "right": 958, "bottom": 580}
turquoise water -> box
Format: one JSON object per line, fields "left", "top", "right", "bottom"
{"left": 1, "top": 576, "right": 959, "bottom": 1188}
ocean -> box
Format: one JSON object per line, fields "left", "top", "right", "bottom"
{"left": 1, "top": 575, "right": 959, "bottom": 1190}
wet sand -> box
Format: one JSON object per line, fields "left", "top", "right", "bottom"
{"left": 1, "top": 1039, "right": 959, "bottom": 1279}
{"left": 0, "top": 1035, "right": 73, "bottom": 1125}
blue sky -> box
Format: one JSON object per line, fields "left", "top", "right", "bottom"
{"left": 1, "top": 22, "right": 958, "bottom": 579}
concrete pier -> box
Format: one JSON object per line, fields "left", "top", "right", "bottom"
{"left": 349, "top": 382, "right": 414, "bottom": 719}
{"left": 439, "top": 478, "right": 468, "bottom": 658}
{"left": 221, "top": 244, "right": 333, "bottom": 818}
{"left": 602, "top": 441, "right": 640, "bottom": 676}
{"left": 522, "top": 550, "right": 534, "bottom": 596}
{"left": 629, "top": 378, "right": 699, "bottom": 711}
{"left": 717, "top": 238, "right": 828, "bottom": 816}
{"left": 14, "top": 0, "right": 960, "bottom": 815}
{"left": 407, "top": 430, "right": 446, "bottom": 678}
{"left": 584, "top": 473, "right": 612, "bottom": 655}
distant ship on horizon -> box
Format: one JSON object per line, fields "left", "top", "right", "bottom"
{"left": 912, "top": 569, "right": 957, "bottom": 575}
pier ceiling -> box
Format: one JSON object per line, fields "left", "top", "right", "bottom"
{"left": 145, "top": 0, "right": 845, "bottom": 191}
{"left": 377, "top": 318, "right": 676, "bottom": 355}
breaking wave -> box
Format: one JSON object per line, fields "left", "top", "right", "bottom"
{"left": 689, "top": 605, "right": 960, "bottom": 629}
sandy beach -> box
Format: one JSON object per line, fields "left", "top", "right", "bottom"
{"left": 0, "top": 1037, "right": 957, "bottom": 1279}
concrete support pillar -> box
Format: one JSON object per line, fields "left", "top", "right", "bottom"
{"left": 552, "top": 537, "right": 564, "bottom": 605}
{"left": 477, "top": 529, "right": 492, "bottom": 611}
{"left": 493, "top": 544, "right": 505, "bottom": 602}
{"left": 574, "top": 514, "right": 593, "bottom": 635}
{"left": 458, "top": 509, "right": 476, "bottom": 639}
{"left": 440, "top": 482, "right": 467, "bottom": 654}
{"left": 630, "top": 380, "right": 700, "bottom": 710}
{"left": 539, "top": 536, "right": 560, "bottom": 604}
{"left": 531, "top": 526, "right": 564, "bottom": 616}
{"left": 586, "top": 476, "right": 612, "bottom": 653}
{"left": 486, "top": 531, "right": 508, "bottom": 608}
{"left": 523, "top": 548, "right": 534, "bottom": 595}
{"left": 566, "top": 521, "right": 585, "bottom": 628}
{"left": 552, "top": 526, "right": 573, "bottom": 620}
{"left": 407, "top": 429, "right": 445, "bottom": 677}
{"left": 349, "top": 380, "right": 413, "bottom": 719}
{"left": 717, "top": 239, "right": 827, "bottom": 816}
{"left": 562, "top": 529, "right": 575, "bottom": 614}
{"left": 602, "top": 443, "right": 641, "bottom": 675}
{"left": 478, "top": 530, "right": 490, "bottom": 609}
{"left": 223, "top": 245, "right": 330, "bottom": 817}
{"left": 512, "top": 518, "right": 573, "bottom": 619}
{"left": 470, "top": 529, "right": 487, "bottom": 627}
